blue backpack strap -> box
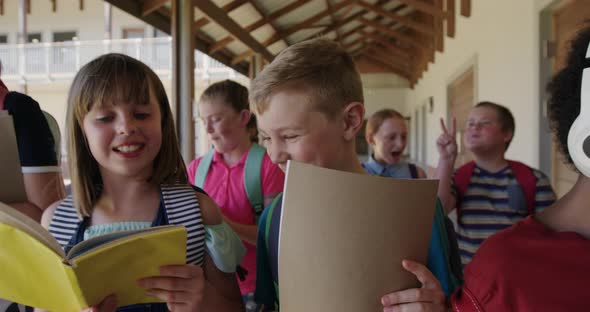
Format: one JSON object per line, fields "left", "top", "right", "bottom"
{"left": 161, "top": 185, "right": 207, "bottom": 266}
{"left": 47, "top": 195, "right": 80, "bottom": 250}
{"left": 263, "top": 193, "right": 282, "bottom": 307}
{"left": 194, "top": 150, "right": 214, "bottom": 188}
{"left": 244, "top": 143, "right": 266, "bottom": 223}
{"left": 408, "top": 163, "right": 418, "bottom": 178}
{"left": 264, "top": 193, "right": 282, "bottom": 251}
{"left": 426, "top": 199, "right": 462, "bottom": 296}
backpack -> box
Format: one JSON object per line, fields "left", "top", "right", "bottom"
{"left": 408, "top": 163, "right": 418, "bottom": 178}
{"left": 453, "top": 160, "right": 537, "bottom": 215}
{"left": 194, "top": 144, "right": 266, "bottom": 223}
{"left": 262, "top": 194, "right": 462, "bottom": 298}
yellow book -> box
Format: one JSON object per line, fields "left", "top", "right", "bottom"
{"left": 0, "top": 201, "right": 187, "bottom": 312}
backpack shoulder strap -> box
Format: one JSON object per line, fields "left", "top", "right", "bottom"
{"left": 507, "top": 160, "right": 537, "bottom": 214}
{"left": 262, "top": 192, "right": 283, "bottom": 307}
{"left": 194, "top": 150, "right": 214, "bottom": 188}
{"left": 47, "top": 195, "right": 81, "bottom": 250}
{"left": 161, "top": 185, "right": 206, "bottom": 266}
{"left": 408, "top": 163, "right": 418, "bottom": 179}
{"left": 428, "top": 199, "right": 462, "bottom": 295}
{"left": 453, "top": 161, "right": 476, "bottom": 212}
{"left": 264, "top": 193, "right": 283, "bottom": 251}
{"left": 244, "top": 143, "right": 266, "bottom": 223}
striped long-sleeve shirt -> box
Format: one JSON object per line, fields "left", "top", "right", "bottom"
{"left": 452, "top": 164, "right": 556, "bottom": 266}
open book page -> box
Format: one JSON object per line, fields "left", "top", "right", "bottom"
{"left": 0, "top": 113, "right": 27, "bottom": 203}
{"left": 0, "top": 206, "right": 187, "bottom": 311}
{"left": 279, "top": 161, "right": 438, "bottom": 312}
{"left": 0, "top": 201, "right": 64, "bottom": 257}
{"left": 67, "top": 225, "right": 182, "bottom": 260}
{"left": 0, "top": 205, "right": 80, "bottom": 311}
{"left": 70, "top": 226, "right": 187, "bottom": 308}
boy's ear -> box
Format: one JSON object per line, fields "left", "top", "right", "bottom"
{"left": 342, "top": 102, "right": 365, "bottom": 141}
{"left": 366, "top": 132, "right": 375, "bottom": 146}
{"left": 239, "top": 109, "right": 251, "bottom": 127}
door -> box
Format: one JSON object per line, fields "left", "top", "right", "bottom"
{"left": 447, "top": 66, "right": 475, "bottom": 167}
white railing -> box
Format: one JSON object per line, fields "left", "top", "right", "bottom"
{"left": 0, "top": 37, "right": 239, "bottom": 83}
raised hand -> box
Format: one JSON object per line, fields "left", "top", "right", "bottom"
{"left": 139, "top": 264, "right": 205, "bottom": 312}
{"left": 436, "top": 118, "right": 457, "bottom": 162}
{"left": 381, "top": 260, "right": 447, "bottom": 312}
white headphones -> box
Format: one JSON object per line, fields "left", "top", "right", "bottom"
{"left": 567, "top": 41, "right": 590, "bottom": 177}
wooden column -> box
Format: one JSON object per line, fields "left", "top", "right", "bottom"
{"left": 248, "top": 53, "right": 264, "bottom": 79}
{"left": 17, "top": 0, "right": 27, "bottom": 93}
{"left": 104, "top": 2, "right": 112, "bottom": 39}
{"left": 172, "top": 0, "right": 195, "bottom": 162}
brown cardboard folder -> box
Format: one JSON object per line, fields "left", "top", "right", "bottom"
{"left": 279, "top": 160, "right": 438, "bottom": 311}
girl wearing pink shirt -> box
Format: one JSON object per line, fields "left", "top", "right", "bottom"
{"left": 187, "top": 80, "right": 285, "bottom": 311}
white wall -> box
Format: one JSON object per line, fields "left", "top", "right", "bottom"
{"left": 363, "top": 87, "right": 407, "bottom": 118}
{"left": 0, "top": 0, "right": 148, "bottom": 43}
{"left": 405, "top": 0, "right": 554, "bottom": 168}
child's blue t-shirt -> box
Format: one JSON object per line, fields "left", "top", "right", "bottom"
{"left": 255, "top": 194, "right": 460, "bottom": 309}
{"left": 362, "top": 156, "right": 416, "bottom": 179}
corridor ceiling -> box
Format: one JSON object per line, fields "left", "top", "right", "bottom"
{"left": 106, "top": 0, "right": 470, "bottom": 86}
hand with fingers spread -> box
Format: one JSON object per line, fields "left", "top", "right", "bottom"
{"left": 381, "top": 260, "right": 447, "bottom": 312}
{"left": 138, "top": 264, "right": 205, "bottom": 312}
{"left": 436, "top": 118, "right": 458, "bottom": 162}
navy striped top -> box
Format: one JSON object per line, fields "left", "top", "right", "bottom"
{"left": 452, "top": 165, "right": 556, "bottom": 265}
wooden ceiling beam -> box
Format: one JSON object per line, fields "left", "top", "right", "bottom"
{"left": 209, "top": 0, "right": 311, "bottom": 54}
{"left": 300, "top": 6, "right": 367, "bottom": 42}
{"left": 301, "top": 0, "right": 392, "bottom": 43}
{"left": 51, "top": 0, "right": 56, "bottom": 12}
{"left": 461, "top": 0, "right": 471, "bottom": 17}
{"left": 395, "top": 0, "right": 444, "bottom": 18}
{"left": 194, "top": 0, "right": 274, "bottom": 61}
{"left": 362, "top": 52, "right": 414, "bottom": 83}
{"left": 359, "top": 30, "right": 411, "bottom": 60}
{"left": 340, "top": 24, "right": 365, "bottom": 41}
{"left": 356, "top": 0, "right": 435, "bottom": 37}
{"left": 232, "top": 0, "right": 354, "bottom": 65}
{"left": 192, "top": 0, "right": 249, "bottom": 31}
{"left": 342, "top": 2, "right": 410, "bottom": 59}
{"left": 264, "top": 0, "right": 354, "bottom": 46}
{"left": 447, "top": 0, "right": 455, "bottom": 37}
{"left": 0, "top": 0, "right": 3, "bottom": 15}
{"left": 350, "top": 44, "right": 366, "bottom": 57}
{"left": 79, "top": 0, "right": 83, "bottom": 10}
{"left": 367, "top": 46, "right": 413, "bottom": 72}
{"left": 326, "top": 0, "right": 343, "bottom": 41}
{"left": 104, "top": 0, "right": 249, "bottom": 76}
{"left": 342, "top": 36, "right": 364, "bottom": 50}
{"left": 358, "top": 17, "right": 428, "bottom": 50}
{"left": 434, "top": 0, "right": 443, "bottom": 52}
{"left": 248, "top": 1, "right": 282, "bottom": 34}
{"left": 346, "top": 2, "right": 410, "bottom": 53}
{"left": 142, "top": 0, "right": 168, "bottom": 16}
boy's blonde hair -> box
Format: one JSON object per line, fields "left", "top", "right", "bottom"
{"left": 249, "top": 38, "right": 364, "bottom": 118}
{"left": 66, "top": 53, "right": 187, "bottom": 217}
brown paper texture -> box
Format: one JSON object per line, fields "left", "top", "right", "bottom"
{"left": 0, "top": 112, "right": 27, "bottom": 203}
{"left": 279, "top": 160, "right": 438, "bottom": 312}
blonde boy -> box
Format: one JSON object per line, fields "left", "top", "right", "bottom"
{"left": 251, "top": 38, "right": 457, "bottom": 310}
